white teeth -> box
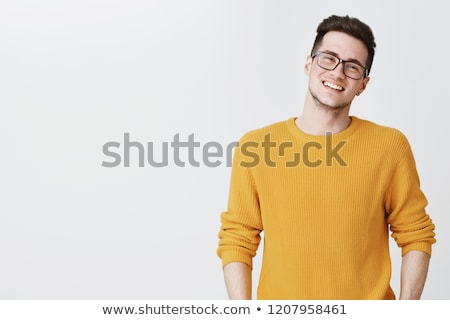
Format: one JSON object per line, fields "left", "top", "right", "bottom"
{"left": 324, "top": 81, "right": 343, "bottom": 91}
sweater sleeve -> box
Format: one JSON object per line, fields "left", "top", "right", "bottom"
{"left": 385, "top": 137, "right": 436, "bottom": 256}
{"left": 217, "top": 134, "right": 263, "bottom": 269}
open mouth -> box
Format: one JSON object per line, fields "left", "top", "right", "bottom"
{"left": 323, "top": 81, "right": 344, "bottom": 91}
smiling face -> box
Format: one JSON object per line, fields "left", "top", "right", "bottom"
{"left": 305, "top": 31, "right": 370, "bottom": 111}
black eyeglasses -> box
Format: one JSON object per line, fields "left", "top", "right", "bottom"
{"left": 312, "top": 51, "right": 368, "bottom": 80}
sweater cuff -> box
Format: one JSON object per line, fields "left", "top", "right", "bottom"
{"left": 220, "top": 250, "right": 254, "bottom": 270}
{"left": 401, "top": 242, "right": 433, "bottom": 257}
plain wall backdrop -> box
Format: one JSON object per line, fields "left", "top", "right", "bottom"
{"left": 1, "top": 0, "right": 449, "bottom": 299}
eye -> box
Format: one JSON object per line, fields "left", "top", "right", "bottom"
{"left": 323, "top": 54, "right": 336, "bottom": 62}
{"left": 346, "top": 63, "right": 362, "bottom": 72}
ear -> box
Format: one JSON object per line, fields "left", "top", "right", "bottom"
{"left": 356, "top": 76, "right": 370, "bottom": 96}
{"left": 304, "top": 55, "right": 313, "bottom": 76}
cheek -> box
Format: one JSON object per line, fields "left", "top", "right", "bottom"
{"left": 308, "top": 67, "right": 325, "bottom": 82}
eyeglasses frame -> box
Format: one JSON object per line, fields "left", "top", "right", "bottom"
{"left": 311, "top": 51, "right": 369, "bottom": 80}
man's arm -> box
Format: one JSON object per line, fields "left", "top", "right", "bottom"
{"left": 383, "top": 135, "right": 436, "bottom": 299}
{"left": 223, "top": 262, "right": 252, "bottom": 299}
{"left": 399, "top": 250, "right": 430, "bottom": 299}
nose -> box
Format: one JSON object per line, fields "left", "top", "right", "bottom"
{"left": 329, "top": 62, "right": 346, "bottom": 79}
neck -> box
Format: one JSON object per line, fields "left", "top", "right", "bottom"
{"left": 296, "top": 96, "right": 352, "bottom": 135}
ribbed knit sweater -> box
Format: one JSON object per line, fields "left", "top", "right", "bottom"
{"left": 217, "top": 116, "right": 436, "bottom": 299}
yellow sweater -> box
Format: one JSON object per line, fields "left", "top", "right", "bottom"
{"left": 217, "top": 117, "right": 436, "bottom": 299}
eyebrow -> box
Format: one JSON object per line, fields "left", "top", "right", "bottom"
{"left": 322, "top": 50, "right": 366, "bottom": 67}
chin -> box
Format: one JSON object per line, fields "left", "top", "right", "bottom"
{"left": 310, "top": 88, "right": 350, "bottom": 110}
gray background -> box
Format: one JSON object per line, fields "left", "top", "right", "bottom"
{"left": 1, "top": 0, "right": 448, "bottom": 299}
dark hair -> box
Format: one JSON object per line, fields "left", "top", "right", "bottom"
{"left": 311, "top": 15, "right": 376, "bottom": 76}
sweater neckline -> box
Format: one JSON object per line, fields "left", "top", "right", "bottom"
{"left": 286, "top": 116, "right": 362, "bottom": 141}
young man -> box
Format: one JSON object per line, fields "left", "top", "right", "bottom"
{"left": 217, "top": 15, "right": 436, "bottom": 300}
